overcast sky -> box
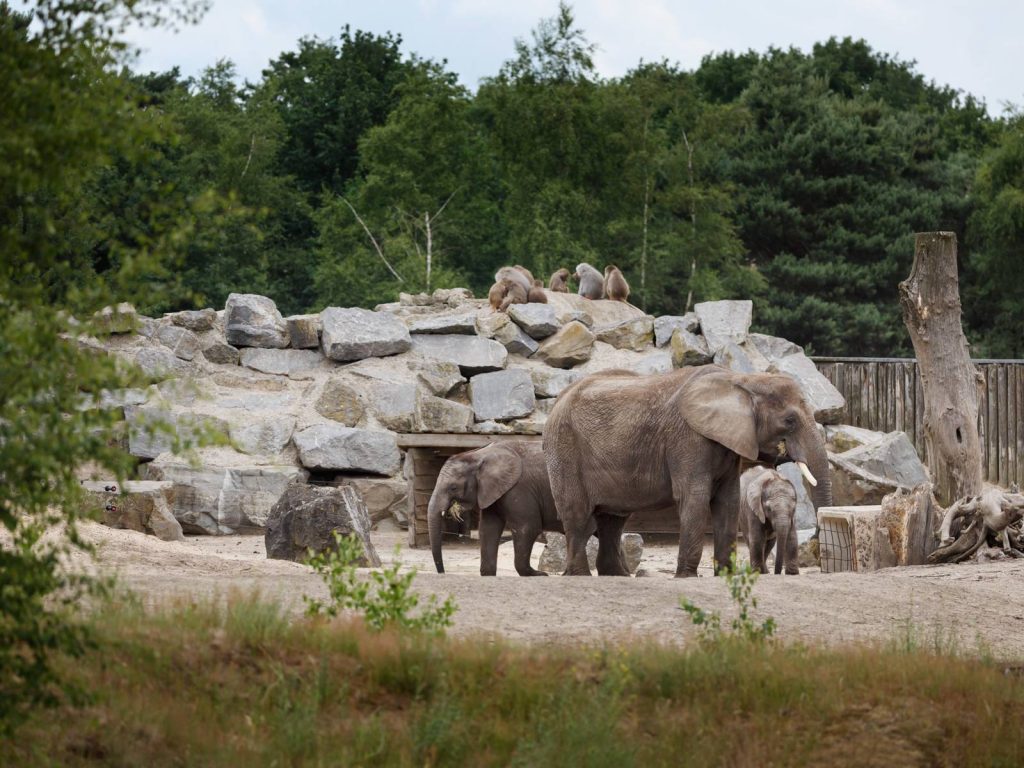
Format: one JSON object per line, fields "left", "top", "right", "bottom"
{"left": 125, "top": 0, "right": 1022, "bottom": 114}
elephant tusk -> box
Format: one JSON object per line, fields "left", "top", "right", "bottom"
{"left": 796, "top": 461, "right": 818, "bottom": 487}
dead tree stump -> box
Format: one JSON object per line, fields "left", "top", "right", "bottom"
{"left": 898, "top": 232, "right": 983, "bottom": 506}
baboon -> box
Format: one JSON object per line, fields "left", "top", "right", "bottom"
{"left": 527, "top": 279, "right": 548, "bottom": 303}
{"left": 574, "top": 262, "right": 604, "bottom": 300}
{"left": 488, "top": 279, "right": 527, "bottom": 311}
{"left": 495, "top": 266, "right": 532, "bottom": 295}
{"left": 513, "top": 265, "right": 535, "bottom": 283}
{"left": 548, "top": 268, "right": 570, "bottom": 292}
{"left": 603, "top": 265, "right": 630, "bottom": 302}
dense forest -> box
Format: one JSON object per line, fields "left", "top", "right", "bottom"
{"left": 15, "top": 3, "right": 1024, "bottom": 356}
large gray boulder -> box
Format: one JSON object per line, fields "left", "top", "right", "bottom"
{"left": 828, "top": 432, "right": 930, "bottom": 506}
{"left": 286, "top": 314, "right": 321, "bottom": 349}
{"left": 410, "top": 360, "right": 465, "bottom": 397}
{"left": 265, "top": 484, "right": 380, "bottom": 565}
{"left": 133, "top": 347, "right": 189, "bottom": 378}
{"left": 746, "top": 332, "right": 803, "bottom": 361}
{"left": 239, "top": 348, "right": 325, "bottom": 376}
{"left": 202, "top": 341, "right": 240, "bottom": 366}
{"left": 229, "top": 415, "right": 296, "bottom": 456}
{"left": 627, "top": 351, "right": 674, "bottom": 375}
{"left": 321, "top": 307, "right": 412, "bottom": 362}
{"left": 469, "top": 369, "right": 536, "bottom": 421}
{"left": 411, "top": 334, "right": 507, "bottom": 374}
{"left": 315, "top": 379, "right": 366, "bottom": 426}
{"left": 670, "top": 328, "right": 712, "bottom": 367}
{"left": 534, "top": 321, "right": 595, "bottom": 368}
{"left": 654, "top": 313, "right": 699, "bottom": 347}
{"left": 529, "top": 367, "right": 584, "bottom": 398}
{"left": 293, "top": 424, "right": 402, "bottom": 475}
{"left": 480, "top": 313, "right": 539, "bottom": 356}
{"left": 417, "top": 396, "right": 473, "bottom": 433}
{"left": 594, "top": 316, "right": 654, "bottom": 352}
{"left": 143, "top": 452, "right": 307, "bottom": 534}
{"left": 83, "top": 480, "right": 183, "bottom": 542}
{"left": 169, "top": 308, "right": 217, "bottom": 332}
{"left": 124, "top": 405, "right": 229, "bottom": 460}
{"left": 508, "top": 303, "right": 560, "bottom": 339}
{"left": 405, "top": 310, "right": 478, "bottom": 335}
{"left": 343, "top": 477, "right": 410, "bottom": 528}
{"left": 224, "top": 293, "right": 289, "bottom": 349}
{"left": 772, "top": 352, "right": 846, "bottom": 424}
{"left": 694, "top": 300, "right": 752, "bottom": 353}
{"left": 368, "top": 381, "right": 418, "bottom": 432}
{"left": 156, "top": 324, "right": 201, "bottom": 361}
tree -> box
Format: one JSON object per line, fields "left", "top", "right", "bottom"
{"left": 703, "top": 41, "right": 983, "bottom": 354}
{"left": 259, "top": 27, "right": 414, "bottom": 197}
{"left": 314, "top": 61, "right": 499, "bottom": 307}
{"left": 0, "top": 0, "right": 205, "bottom": 731}
{"left": 964, "top": 111, "right": 1024, "bottom": 357}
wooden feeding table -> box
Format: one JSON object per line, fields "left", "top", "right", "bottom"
{"left": 397, "top": 433, "right": 682, "bottom": 548}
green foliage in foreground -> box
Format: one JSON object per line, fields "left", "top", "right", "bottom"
{"left": 2, "top": 595, "right": 1023, "bottom": 766}
{"left": 304, "top": 533, "right": 456, "bottom": 632}
{"left": 680, "top": 554, "right": 777, "bottom": 644}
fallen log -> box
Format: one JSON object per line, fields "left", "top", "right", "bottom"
{"left": 928, "top": 488, "right": 1024, "bottom": 564}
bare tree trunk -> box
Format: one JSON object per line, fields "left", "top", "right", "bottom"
{"left": 898, "top": 232, "right": 983, "bottom": 506}
{"left": 424, "top": 211, "right": 432, "bottom": 294}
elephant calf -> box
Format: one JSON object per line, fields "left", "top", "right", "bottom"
{"left": 739, "top": 466, "right": 800, "bottom": 575}
{"left": 428, "top": 441, "right": 592, "bottom": 576}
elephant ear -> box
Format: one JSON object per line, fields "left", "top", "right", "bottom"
{"left": 677, "top": 372, "right": 759, "bottom": 461}
{"left": 745, "top": 473, "right": 767, "bottom": 524}
{"left": 476, "top": 447, "right": 523, "bottom": 510}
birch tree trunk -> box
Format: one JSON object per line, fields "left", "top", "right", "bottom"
{"left": 897, "top": 232, "right": 983, "bottom": 506}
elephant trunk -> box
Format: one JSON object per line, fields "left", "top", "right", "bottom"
{"left": 806, "top": 436, "right": 833, "bottom": 518}
{"left": 773, "top": 518, "right": 791, "bottom": 575}
{"left": 428, "top": 490, "right": 447, "bottom": 574}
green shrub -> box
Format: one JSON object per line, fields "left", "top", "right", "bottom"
{"left": 680, "top": 553, "right": 776, "bottom": 643}
{"left": 304, "top": 532, "right": 457, "bottom": 633}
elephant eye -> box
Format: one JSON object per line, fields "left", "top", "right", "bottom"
{"left": 784, "top": 414, "right": 797, "bottom": 428}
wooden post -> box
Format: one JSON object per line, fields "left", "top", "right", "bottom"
{"left": 898, "top": 232, "right": 983, "bottom": 506}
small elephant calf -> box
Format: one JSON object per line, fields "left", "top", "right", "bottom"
{"left": 427, "top": 441, "right": 594, "bottom": 576}
{"left": 739, "top": 466, "right": 800, "bottom": 575}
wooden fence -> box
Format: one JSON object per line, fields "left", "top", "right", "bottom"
{"left": 813, "top": 358, "right": 1024, "bottom": 488}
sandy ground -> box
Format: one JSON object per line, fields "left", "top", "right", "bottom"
{"left": 74, "top": 522, "right": 1024, "bottom": 658}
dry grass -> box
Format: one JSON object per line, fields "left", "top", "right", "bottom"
{"left": 3, "top": 592, "right": 1023, "bottom": 767}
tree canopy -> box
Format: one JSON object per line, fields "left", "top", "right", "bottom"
{"left": 15, "top": 1, "right": 1020, "bottom": 356}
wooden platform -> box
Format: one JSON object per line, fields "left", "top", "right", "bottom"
{"left": 398, "top": 433, "right": 681, "bottom": 547}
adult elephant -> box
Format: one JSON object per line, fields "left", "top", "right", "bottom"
{"left": 543, "top": 365, "right": 832, "bottom": 576}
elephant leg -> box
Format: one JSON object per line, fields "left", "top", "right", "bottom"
{"left": 478, "top": 512, "right": 505, "bottom": 576}
{"left": 711, "top": 473, "right": 740, "bottom": 575}
{"left": 747, "top": 524, "right": 769, "bottom": 574}
{"left": 675, "top": 487, "right": 711, "bottom": 578}
{"left": 559, "top": 500, "right": 594, "bottom": 576}
{"left": 764, "top": 532, "right": 777, "bottom": 573}
{"left": 594, "top": 514, "right": 629, "bottom": 576}
{"left": 785, "top": 525, "right": 800, "bottom": 576}
{"left": 512, "top": 523, "right": 546, "bottom": 576}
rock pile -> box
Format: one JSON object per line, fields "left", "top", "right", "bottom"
{"left": 82, "top": 288, "right": 867, "bottom": 540}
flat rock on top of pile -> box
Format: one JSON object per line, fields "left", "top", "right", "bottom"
{"left": 507, "top": 303, "right": 560, "bottom": 339}
{"left": 224, "top": 293, "right": 289, "bottom": 349}
{"left": 321, "top": 307, "right": 412, "bottom": 362}
{"left": 694, "top": 300, "right": 752, "bottom": 353}
{"left": 545, "top": 292, "right": 643, "bottom": 328}
{"left": 410, "top": 334, "right": 508, "bottom": 374}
